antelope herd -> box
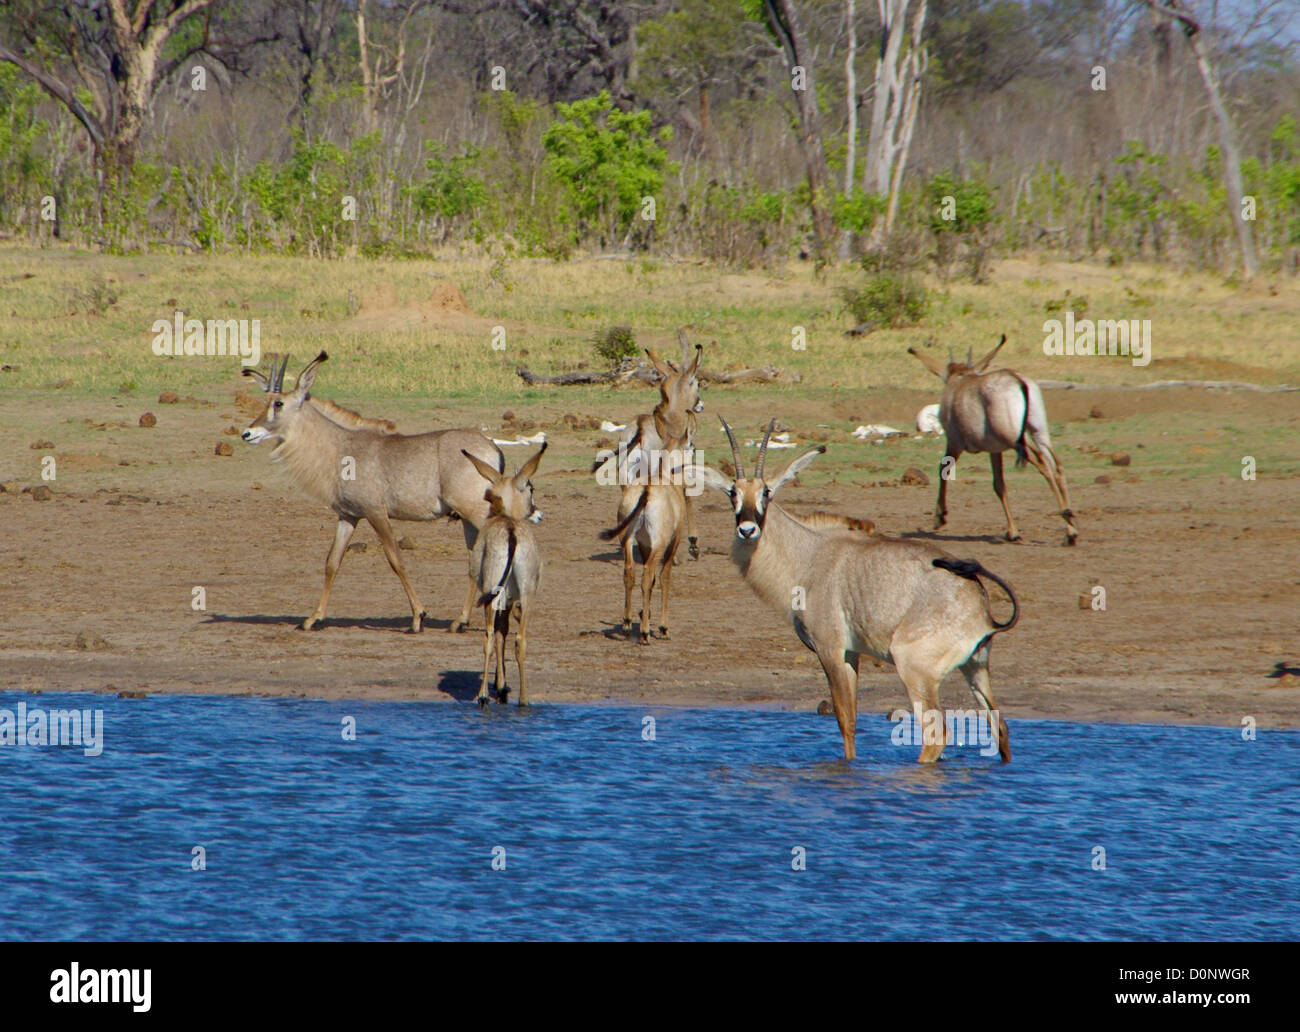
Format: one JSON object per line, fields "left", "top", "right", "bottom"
{"left": 241, "top": 335, "right": 1075, "bottom": 765}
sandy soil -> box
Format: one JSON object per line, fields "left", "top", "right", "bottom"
{"left": 1, "top": 386, "right": 1297, "bottom": 730}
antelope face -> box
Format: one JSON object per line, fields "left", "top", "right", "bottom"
{"left": 663, "top": 368, "right": 704, "bottom": 415}
{"left": 729, "top": 478, "right": 770, "bottom": 541}
{"left": 241, "top": 351, "right": 327, "bottom": 445}
{"left": 242, "top": 390, "right": 302, "bottom": 444}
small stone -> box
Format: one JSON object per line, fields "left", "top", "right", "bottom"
{"left": 30, "top": 440, "right": 53, "bottom": 450}
{"left": 398, "top": 536, "right": 417, "bottom": 551}
{"left": 1109, "top": 452, "right": 1131, "bottom": 466}
{"left": 221, "top": 425, "right": 238, "bottom": 436}
{"left": 138, "top": 412, "right": 157, "bottom": 428}
{"left": 74, "top": 631, "right": 110, "bottom": 651}
{"left": 29, "top": 485, "right": 52, "bottom": 501}
{"left": 816, "top": 700, "right": 834, "bottom": 716}
{"left": 159, "top": 389, "right": 180, "bottom": 404}
{"left": 1094, "top": 475, "right": 1111, "bottom": 485}
{"left": 214, "top": 441, "right": 233, "bottom": 456}
{"left": 502, "top": 410, "right": 515, "bottom": 423}
{"left": 1, "top": 481, "right": 20, "bottom": 494}
{"left": 900, "top": 467, "right": 930, "bottom": 486}
{"left": 1090, "top": 405, "right": 1105, "bottom": 419}
{"left": 346, "top": 541, "right": 367, "bottom": 554}
{"left": 1078, "top": 593, "right": 1092, "bottom": 609}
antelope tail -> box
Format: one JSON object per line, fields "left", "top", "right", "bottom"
{"left": 599, "top": 488, "right": 648, "bottom": 541}
{"left": 479, "top": 526, "right": 517, "bottom": 608}
{"left": 1013, "top": 375, "right": 1031, "bottom": 468}
{"left": 931, "top": 557, "right": 1020, "bottom": 633}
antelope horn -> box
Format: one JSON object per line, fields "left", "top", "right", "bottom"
{"left": 720, "top": 417, "right": 744, "bottom": 478}
{"left": 755, "top": 419, "right": 776, "bottom": 481}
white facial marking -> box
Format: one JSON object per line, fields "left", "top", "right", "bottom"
{"left": 242, "top": 426, "right": 271, "bottom": 444}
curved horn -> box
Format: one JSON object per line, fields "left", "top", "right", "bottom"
{"left": 720, "top": 416, "right": 744, "bottom": 478}
{"left": 755, "top": 419, "right": 776, "bottom": 481}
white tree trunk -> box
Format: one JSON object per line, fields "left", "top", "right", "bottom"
{"left": 862, "top": 0, "right": 927, "bottom": 248}
{"left": 839, "top": 0, "right": 858, "bottom": 259}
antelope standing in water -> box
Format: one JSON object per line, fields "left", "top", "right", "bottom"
{"left": 694, "top": 419, "right": 1019, "bottom": 763}
{"left": 241, "top": 352, "right": 505, "bottom": 632}
{"left": 461, "top": 444, "right": 546, "bottom": 707}
{"left": 909, "top": 336, "right": 1077, "bottom": 545}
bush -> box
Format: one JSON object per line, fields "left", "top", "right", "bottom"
{"left": 592, "top": 325, "right": 637, "bottom": 364}
{"left": 841, "top": 273, "right": 929, "bottom": 329}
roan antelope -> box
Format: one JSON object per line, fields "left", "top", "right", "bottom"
{"left": 596, "top": 334, "right": 705, "bottom": 559}
{"left": 460, "top": 443, "right": 546, "bottom": 707}
{"left": 694, "top": 419, "right": 1019, "bottom": 764}
{"left": 241, "top": 352, "right": 505, "bottom": 633}
{"left": 598, "top": 433, "right": 693, "bottom": 644}
{"left": 909, "top": 336, "right": 1078, "bottom": 545}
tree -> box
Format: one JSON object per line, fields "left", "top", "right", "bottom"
{"left": 1139, "top": 0, "right": 1259, "bottom": 278}
{"left": 862, "top": 0, "right": 928, "bottom": 248}
{"left": 0, "top": 0, "right": 269, "bottom": 186}
{"left": 754, "top": 0, "right": 834, "bottom": 258}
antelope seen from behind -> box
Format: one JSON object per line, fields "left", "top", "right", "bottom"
{"left": 909, "top": 336, "right": 1078, "bottom": 545}
{"left": 241, "top": 352, "right": 505, "bottom": 633}
{"left": 694, "top": 419, "right": 1019, "bottom": 764}
{"left": 461, "top": 443, "right": 546, "bottom": 707}
{"left": 597, "top": 335, "right": 705, "bottom": 560}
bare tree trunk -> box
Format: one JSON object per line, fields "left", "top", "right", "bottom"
{"left": 838, "top": 0, "right": 858, "bottom": 260}
{"left": 1141, "top": 1, "right": 1258, "bottom": 278}
{"left": 761, "top": 0, "right": 834, "bottom": 260}
{"left": 861, "top": 0, "right": 928, "bottom": 249}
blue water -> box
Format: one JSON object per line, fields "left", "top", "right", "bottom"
{"left": 0, "top": 691, "right": 1296, "bottom": 941}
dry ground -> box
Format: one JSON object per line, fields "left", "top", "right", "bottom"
{"left": 2, "top": 381, "right": 1297, "bottom": 730}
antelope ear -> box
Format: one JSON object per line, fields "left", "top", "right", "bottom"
{"left": 973, "top": 334, "right": 1007, "bottom": 372}
{"left": 295, "top": 350, "right": 328, "bottom": 395}
{"left": 768, "top": 446, "right": 826, "bottom": 497}
{"left": 461, "top": 450, "right": 503, "bottom": 484}
{"left": 646, "top": 349, "right": 675, "bottom": 378}
{"left": 513, "top": 441, "right": 547, "bottom": 486}
{"left": 908, "top": 346, "right": 948, "bottom": 380}
{"left": 242, "top": 367, "right": 271, "bottom": 391}
{"left": 693, "top": 465, "right": 734, "bottom": 495}
{"left": 687, "top": 343, "right": 702, "bottom": 376}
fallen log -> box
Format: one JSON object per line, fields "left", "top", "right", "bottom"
{"left": 516, "top": 357, "right": 797, "bottom": 387}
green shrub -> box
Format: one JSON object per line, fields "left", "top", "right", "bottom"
{"left": 841, "top": 273, "right": 929, "bottom": 329}
{"left": 592, "top": 324, "right": 637, "bottom": 364}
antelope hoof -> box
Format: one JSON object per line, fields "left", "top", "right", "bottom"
{"left": 637, "top": 632, "right": 650, "bottom": 646}
{"left": 1065, "top": 531, "right": 1078, "bottom": 547}
{"left": 300, "top": 616, "right": 321, "bottom": 631}
{"left": 933, "top": 516, "right": 947, "bottom": 530}
{"left": 688, "top": 537, "right": 700, "bottom": 560}
{"left": 450, "top": 620, "right": 468, "bottom": 634}
{"left": 1005, "top": 532, "right": 1022, "bottom": 542}
{"left": 497, "top": 687, "right": 510, "bottom": 705}
{"left": 658, "top": 626, "right": 669, "bottom": 639}
{"left": 410, "top": 612, "right": 425, "bottom": 633}
{"left": 476, "top": 695, "right": 489, "bottom": 709}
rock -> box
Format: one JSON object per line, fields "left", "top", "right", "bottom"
{"left": 346, "top": 541, "right": 367, "bottom": 554}
{"left": 117, "top": 690, "right": 147, "bottom": 699}
{"left": 1109, "top": 452, "right": 1131, "bottom": 466}
{"left": 221, "top": 425, "right": 239, "bottom": 436}
{"left": 29, "top": 485, "right": 52, "bottom": 501}
{"left": 901, "top": 467, "right": 930, "bottom": 486}
{"left": 398, "top": 536, "right": 417, "bottom": 551}
{"left": 30, "top": 440, "right": 53, "bottom": 450}
{"left": 214, "top": 441, "right": 233, "bottom": 456}
{"left": 816, "top": 700, "right": 834, "bottom": 716}
{"left": 502, "top": 410, "right": 516, "bottom": 423}
{"left": 138, "top": 412, "right": 157, "bottom": 428}
{"left": 159, "top": 389, "right": 180, "bottom": 404}
{"left": 1090, "top": 405, "right": 1105, "bottom": 419}
{"left": 1, "top": 481, "right": 20, "bottom": 494}
{"left": 1094, "top": 475, "right": 1111, "bottom": 485}
{"left": 74, "top": 631, "right": 110, "bottom": 651}
{"left": 1078, "top": 593, "right": 1093, "bottom": 610}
